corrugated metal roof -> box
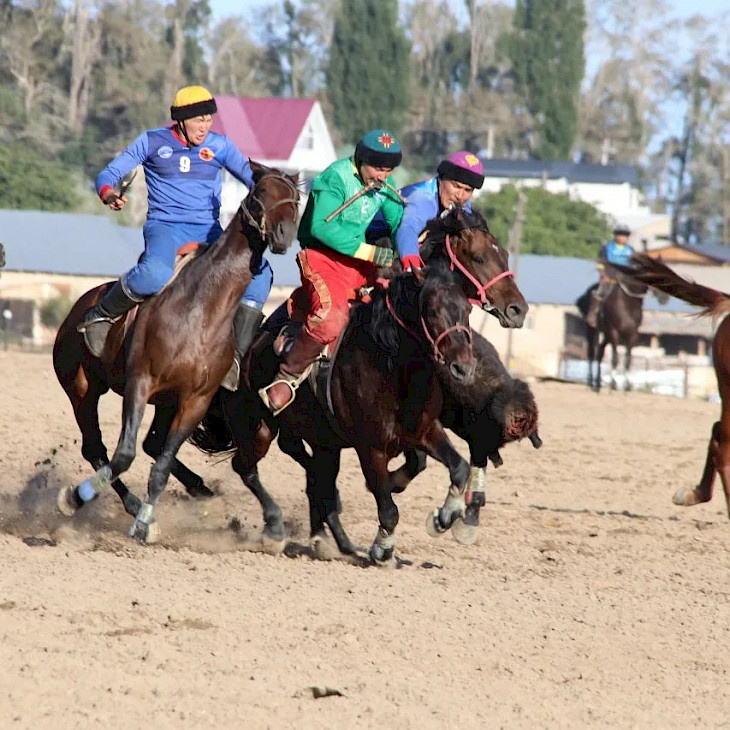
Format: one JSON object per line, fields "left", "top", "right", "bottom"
{"left": 2, "top": 209, "right": 142, "bottom": 277}
{"left": 481, "top": 158, "right": 639, "bottom": 186}
{"left": 210, "top": 96, "right": 315, "bottom": 161}
{"left": 0, "top": 210, "right": 706, "bottom": 318}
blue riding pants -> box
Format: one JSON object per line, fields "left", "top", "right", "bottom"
{"left": 124, "top": 220, "right": 273, "bottom": 309}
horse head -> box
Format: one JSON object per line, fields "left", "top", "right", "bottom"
{"left": 243, "top": 161, "right": 301, "bottom": 255}
{"left": 368, "top": 260, "right": 476, "bottom": 383}
{"left": 420, "top": 206, "right": 528, "bottom": 328}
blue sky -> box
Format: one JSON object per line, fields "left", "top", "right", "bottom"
{"left": 208, "top": 0, "right": 730, "bottom": 23}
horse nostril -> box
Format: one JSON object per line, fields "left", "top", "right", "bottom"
{"left": 506, "top": 303, "right": 527, "bottom": 326}
{"left": 449, "top": 359, "right": 476, "bottom": 383}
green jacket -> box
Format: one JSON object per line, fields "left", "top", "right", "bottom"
{"left": 298, "top": 158, "right": 404, "bottom": 262}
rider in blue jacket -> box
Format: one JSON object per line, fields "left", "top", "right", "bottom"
{"left": 368, "top": 150, "right": 485, "bottom": 270}
{"left": 78, "top": 85, "right": 269, "bottom": 389}
{"left": 585, "top": 223, "right": 635, "bottom": 327}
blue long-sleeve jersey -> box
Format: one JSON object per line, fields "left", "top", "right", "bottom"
{"left": 599, "top": 240, "right": 634, "bottom": 267}
{"left": 95, "top": 126, "right": 254, "bottom": 226}
{"left": 367, "top": 176, "right": 473, "bottom": 259}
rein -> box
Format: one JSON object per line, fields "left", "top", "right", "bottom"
{"left": 239, "top": 173, "right": 299, "bottom": 238}
{"left": 444, "top": 233, "right": 514, "bottom": 309}
{"left": 384, "top": 286, "right": 472, "bottom": 364}
{"left": 616, "top": 278, "right": 648, "bottom": 299}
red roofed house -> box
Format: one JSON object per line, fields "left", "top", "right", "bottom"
{"left": 211, "top": 96, "right": 337, "bottom": 224}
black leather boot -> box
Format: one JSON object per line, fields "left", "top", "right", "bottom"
{"left": 77, "top": 279, "right": 141, "bottom": 357}
{"left": 221, "top": 303, "right": 265, "bottom": 391}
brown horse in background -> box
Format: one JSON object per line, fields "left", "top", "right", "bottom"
{"left": 55, "top": 163, "right": 300, "bottom": 541}
{"left": 576, "top": 265, "right": 651, "bottom": 392}
{"left": 618, "top": 253, "right": 730, "bottom": 518}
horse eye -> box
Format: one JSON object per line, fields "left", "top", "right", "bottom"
{"left": 473, "top": 255, "right": 485, "bottom": 264}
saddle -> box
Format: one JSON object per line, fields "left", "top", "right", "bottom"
{"left": 241, "top": 299, "right": 357, "bottom": 443}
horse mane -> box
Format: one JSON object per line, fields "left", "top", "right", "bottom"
{"left": 354, "top": 259, "right": 455, "bottom": 359}
{"left": 420, "top": 207, "right": 490, "bottom": 263}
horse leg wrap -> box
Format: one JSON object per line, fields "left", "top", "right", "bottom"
{"left": 437, "top": 484, "right": 466, "bottom": 530}
{"left": 77, "top": 465, "right": 113, "bottom": 504}
{"left": 128, "top": 501, "right": 155, "bottom": 538}
{"left": 463, "top": 466, "right": 486, "bottom": 527}
{"left": 370, "top": 527, "right": 395, "bottom": 562}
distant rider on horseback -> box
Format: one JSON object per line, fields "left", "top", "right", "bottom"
{"left": 584, "top": 222, "right": 635, "bottom": 328}
{"left": 78, "top": 85, "right": 269, "bottom": 389}
{"left": 258, "top": 129, "right": 405, "bottom": 415}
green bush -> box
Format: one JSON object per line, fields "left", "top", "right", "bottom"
{"left": 474, "top": 184, "right": 613, "bottom": 258}
{"left": 40, "top": 297, "right": 74, "bottom": 328}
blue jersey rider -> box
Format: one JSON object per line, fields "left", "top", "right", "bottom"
{"left": 585, "top": 223, "right": 635, "bottom": 327}
{"left": 368, "top": 150, "right": 485, "bottom": 270}
{"left": 78, "top": 85, "right": 270, "bottom": 390}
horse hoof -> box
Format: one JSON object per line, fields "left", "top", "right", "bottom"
{"left": 451, "top": 517, "right": 478, "bottom": 546}
{"left": 261, "top": 531, "right": 287, "bottom": 555}
{"left": 144, "top": 521, "right": 162, "bottom": 545}
{"left": 369, "top": 542, "right": 394, "bottom": 564}
{"left": 57, "top": 486, "right": 80, "bottom": 517}
{"left": 425, "top": 509, "right": 447, "bottom": 538}
{"left": 672, "top": 487, "right": 699, "bottom": 506}
{"left": 186, "top": 481, "right": 215, "bottom": 500}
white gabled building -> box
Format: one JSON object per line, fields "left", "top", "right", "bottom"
{"left": 211, "top": 96, "right": 337, "bottom": 225}
{"left": 477, "top": 158, "right": 671, "bottom": 247}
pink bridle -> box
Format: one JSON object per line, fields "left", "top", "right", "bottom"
{"left": 445, "top": 233, "right": 515, "bottom": 309}
{"left": 385, "top": 289, "right": 472, "bottom": 365}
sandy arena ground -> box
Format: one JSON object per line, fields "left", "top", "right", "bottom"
{"left": 1, "top": 349, "right": 729, "bottom": 729}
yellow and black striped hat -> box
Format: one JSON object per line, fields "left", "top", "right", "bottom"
{"left": 170, "top": 86, "right": 217, "bottom": 121}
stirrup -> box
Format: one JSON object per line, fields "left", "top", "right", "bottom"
{"left": 221, "top": 356, "right": 240, "bottom": 392}
{"left": 258, "top": 365, "right": 313, "bottom": 416}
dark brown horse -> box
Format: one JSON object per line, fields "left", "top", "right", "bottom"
{"left": 576, "top": 266, "right": 650, "bottom": 392}
{"left": 55, "top": 163, "right": 300, "bottom": 541}
{"left": 192, "top": 209, "right": 530, "bottom": 558}
{"left": 195, "top": 260, "right": 476, "bottom": 562}
{"left": 391, "top": 330, "right": 541, "bottom": 544}
{"left": 420, "top": 207, "right": 528, "bottom": 328}
{"left": 618, "top": 253, "right": 730, "bottom": 517}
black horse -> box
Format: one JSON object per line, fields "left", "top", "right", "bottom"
{"left": 576, "top": 265, "right": 652, "bottom": 392}
{"left": 391, "top": 330, "right": 541, "bottom": 543}
{"left": 193, "top": 259, "right": 476, "bottom": 562}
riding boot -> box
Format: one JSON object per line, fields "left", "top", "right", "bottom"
{"left": 77, "top": 278, "right": 142, "bottom": 357}
{"left": 259, "top": 330, "right": 324, "bottom": 415}
{"left": 221, "top": 303, "right": 265, "bottom": 391}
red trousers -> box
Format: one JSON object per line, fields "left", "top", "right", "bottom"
{"left": 290, "top": 247, "right": 380, "bottom": 346}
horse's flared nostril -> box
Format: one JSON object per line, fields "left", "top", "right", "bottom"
{"left": 506, "top": 303, "right": 527, "bottom": 327}
{"left": 449, "top": 358, "right": 476, "bottom": 383}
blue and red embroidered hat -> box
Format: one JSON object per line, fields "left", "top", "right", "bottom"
{"left": 437, "top": 151, "right": 485, "bottom": 189}
{"left": 354, "top": 129, "right": 402, "bottom": 169}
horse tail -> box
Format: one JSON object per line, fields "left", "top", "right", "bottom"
{"left": 188, "top": 393, "right": 235, "bottom": 455}
{"left": 626, "top": 254, "right": 730, "bottom": 319}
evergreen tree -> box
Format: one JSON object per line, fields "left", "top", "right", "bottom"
{"left": 509, "top": 0, "right": 585, "bottom": 160}
{"left": 474, "top": 185, "right": 611, "bottom": 258}
{"left": 326, "top": 0, "right": 411, "bottom": 144}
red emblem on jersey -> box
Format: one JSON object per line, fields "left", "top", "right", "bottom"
{"left": 199, "top": 147, "right": 214, "bottom": 162}
{"left": 378, "top": 133, "right": 394, "bottom": 148}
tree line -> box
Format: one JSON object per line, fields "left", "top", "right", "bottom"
{"left": 1, "top": 0, "right": 729, "bottom": 249}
